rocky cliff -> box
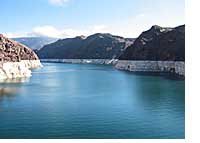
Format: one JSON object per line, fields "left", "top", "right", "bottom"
{"left": 37, "top": 33, "right": 135, "bottom": 59}
{"left": 0, "top": 34, "right": 42, "bottom": 79}
{"left": 119, "top": 25, "right": 185, "bottom": 61}
{"left": 0, "top": 34, "right": 40, "bottom": 62}
{"left": 115, "top": 25, "right": 185, "bottom": 77}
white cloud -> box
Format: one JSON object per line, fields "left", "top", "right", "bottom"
{"left": 3, "top": 13, "right": 184, "bottom": 39}
{"left": 91, "top": 25, "right": 107, "bottom": 32}
{"left": 2, "top": 22, "right": 148, "bottom": 39}
{"left": 32, "top": 26, "right": 61, "bottom": 37}
{"left": 3, "top": 32, "right": 29, "bottom": 38}
{"left": 29, "top": 25, "right": 109, "bottom": 38}
{"left": 4, "top": 25, "right": 109, "bottom": 38}
{"left": 49, "top": 0, "right": 70, "bottom": 6}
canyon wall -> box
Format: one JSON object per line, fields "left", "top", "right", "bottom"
{"left": 115, "top": 60, "right": 185, "bottom": 76}
{"left": 0, "top": 34, "right": 42, "bottom": 79}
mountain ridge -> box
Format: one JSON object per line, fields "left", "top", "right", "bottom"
{"left": 37, "top": 33, "right": 135, "bottom": 59}
{"left": 119, "top": 25, "right": 185, "bottom": 61}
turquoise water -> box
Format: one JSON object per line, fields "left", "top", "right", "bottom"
{"left": 0, "top": 63, "right": 185, "bottom": 139}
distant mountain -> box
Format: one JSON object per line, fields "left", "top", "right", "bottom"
{"left": 37, "top": 33, "right": 135, "bottom": 59}
{"left": 12, "top": 37, "right": 58, "bottom": 50}
{"left": 119, "top": 25, "right": 185, "bottom": 61}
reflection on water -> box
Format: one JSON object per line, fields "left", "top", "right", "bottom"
{"left": 0, "top": 77, "right": 30, "bottom": 84}
{"left": 0, "top": 77, "right": 30, "bottom": 102}
{"left": 0, "top": 87, "right": 18, "bottom": 99}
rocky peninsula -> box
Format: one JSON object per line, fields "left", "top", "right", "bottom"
{"left": 0, "top": 34, "right": 42, "bottom": 79}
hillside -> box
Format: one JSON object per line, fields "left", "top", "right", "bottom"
{"left": 37, "top": 33, "right": 135, "bottom": 59}
{"left": 119, "top": 25, "right": 185, "bottom": 61}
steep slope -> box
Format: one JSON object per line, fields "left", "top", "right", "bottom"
{"left": 119, "top": 25, "right": 185, "bottom": 61}
{"left": 13, "top": 37, "right": 58, "bottom": 49}
{"left": 0, "top": 35, "right": 39, "bottom": 62}
{"left": 37, "top": 33, "right": 135, "bottom": 59}
{"left": 0, "top": 34, "right": 42, "bottom": 79}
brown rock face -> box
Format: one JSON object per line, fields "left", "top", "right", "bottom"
{"left": 0, "top": 34, "right": 39, "bottom": 62}
{"left": 119, "top": 25, "right": 185, "bottom": 61}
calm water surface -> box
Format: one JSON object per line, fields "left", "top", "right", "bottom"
{"left": 0, "top": 63, "right": 185, "bottom": 138}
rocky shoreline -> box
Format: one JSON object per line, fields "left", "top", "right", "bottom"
{"left": 41, "top": 59, "right": 185, "bottom": 78}
{"left": 0, "top": 34, "right": 42, "bottom": 79}
{"left": 0, "top": 60, "right": 42, "bottom": 79}
{"left": 115, "top": 60, "right": 184, "bottom": 77}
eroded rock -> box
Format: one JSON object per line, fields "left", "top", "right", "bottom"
{"left": 0, "top": 34, "right": 42, "bottom": 79}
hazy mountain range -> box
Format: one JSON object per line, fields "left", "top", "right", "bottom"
{"left": 12, "top": 37, "right": 58, "bottom": 50}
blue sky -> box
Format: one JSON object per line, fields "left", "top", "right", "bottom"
{"left": 1, "top": 0, "right": 185, "bottom": 38}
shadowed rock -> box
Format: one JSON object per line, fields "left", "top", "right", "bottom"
{"left": 119, "top": 25, "right": 185, "bottom": 61}
{"left": 37, "top": 33, "right": 135, "bottom": 59}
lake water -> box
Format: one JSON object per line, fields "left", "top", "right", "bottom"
{"left": 0, "top": 63, "right": 185, "bottom": 139}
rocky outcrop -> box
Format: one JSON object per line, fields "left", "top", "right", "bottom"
{"left": 0, "top": 34, "right": 39, "bottom": 62}
{"left": 116, "top": 25, "right": 185, "bottom": 77}
{"left": 0, "top": 34, "right": 42, "bottom": 79}
{"left": 119, "top": 25, "right": 185, "bottom": 61}
{"left": 37, "top": 33, "right": 135, "bottom": 59}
